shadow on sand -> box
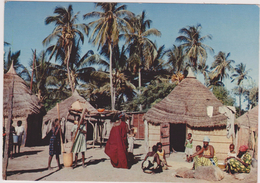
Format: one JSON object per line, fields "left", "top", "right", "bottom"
{"left": 87, "top": 158, "right": 108, "bottom": 166}
{"left": 7, "top": 167, "right": 49, "bottom": 176}
{"left": 35, "top": 168, "right": 61, "bottom": 181}
{"left": 12, "top": 150, "right": 43, "bottom": 158}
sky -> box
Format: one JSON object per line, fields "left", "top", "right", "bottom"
{"left": 2, "top": 0, "right": 260, "bottom": 109}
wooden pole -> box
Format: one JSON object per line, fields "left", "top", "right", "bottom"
{"left": 70, "top": 108, "right": 86, "bottom": 153}
{"left": 3, "top": 73, "right": 14, "bottom": 180}
{"left": 57, "top": 103, "right": 65, "bottom": 153}
{"left": 30, "top": 49, "right": 36, "bottom": 92}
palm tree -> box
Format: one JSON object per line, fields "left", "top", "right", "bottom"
{"left": 4, "top": 48, "right": 27, "bottom": 76}
{"left": 231, "top": 63, "right": 251, "bottom": 86}
{"left": 83, "top": 3, "right": 134, "bottom": 110}
{"left": 231, "top": 63, "right": 251, "bottom": 115}
{"left": 70, "top": 40, "right": 109, "bottom": 90}
{"left": 142, "top": 44, "right": 169, "bottom": 84}
{"left": 211, "top": 51, "right": 234, "bottom": 82}
{"left": 43, "top": 4, "right": 89, "bottom": 93}
{"left": 198, "top": 62, "right": 210, "bottom": 86}
{"left": 125, "top": 11, "right": 161, "bottom": 110}
{"left": 165, "top": 44, "right": 187, "bottom": 74}
{"left": 176, "top": 24, "right": 213, "bottom": 69}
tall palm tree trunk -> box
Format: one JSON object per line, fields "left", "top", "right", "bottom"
{"left": 138, "top": 68, "right": 142, "bottom": 111}
{"left": 139, "top": 47, "right": 143, "bottom": 111}
{"left": 239, "top": 88, "right": 242, "bottom": 116}
{"left": 67, "top": 44, "right": 74, "bottom": 93}
{"left": 109, "top": 43, "right": 115, "bottom": 110}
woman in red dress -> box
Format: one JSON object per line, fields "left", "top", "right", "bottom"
{"left": 105, "top": 113, "right": 129, "bottom": 169}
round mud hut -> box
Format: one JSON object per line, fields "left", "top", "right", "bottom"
{"left": 143, "top": 69, "right": 230, "bottom": 161}
{"left": 3, "top": 63, "right": 46, "bottom": 146}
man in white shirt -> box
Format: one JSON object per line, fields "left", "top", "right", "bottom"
{"left": 15, "top": 120, "right": 25, "bottom": 154}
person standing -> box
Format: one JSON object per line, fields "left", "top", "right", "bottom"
{"left": 105, "top": 113, "right": 129, "bottom": 169}
{"left": 14, "top": 120, "right": 24, "bottom": 154}
{"left": 48, "top": 119, "right": 61, "bottom": 170}
{"left": 71, "top": 118, "right": 87, "bottom": 168}
{"left": 127, "top": 128, "right": 135, "bottom": 167}
{"left": 184, "top": 133, "right": 193, "bottom": 162}
{"left": 9, "top": 120, "right": 15, "bottom": 159}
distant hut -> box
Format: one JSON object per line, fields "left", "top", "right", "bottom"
{"left": 3, "top": 63, "right": 46, "bottom": 146}
{"left": 235, "top": 105, "right": 258, "bottom": 159}
{"left": 143, "top": 69, "right": 230, "bottom": 161}
{"left": 42, "top": 90, "right": 98, "bottom": 143}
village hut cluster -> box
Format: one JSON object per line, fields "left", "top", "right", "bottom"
{"left": 3, "top": 66, "right": 258, "bottom": 171}
{"left": 143, "top": 69, "right": 258, "bottom": 162}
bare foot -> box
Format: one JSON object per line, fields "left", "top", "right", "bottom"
{"left": 73, "top": 164, "right": 77, "bottom": 169}
{"left": 48, "top": 167, "right": 53, "bottom": 170}
{"left": 82, "top": 164, "right": 87, "bottom": 168}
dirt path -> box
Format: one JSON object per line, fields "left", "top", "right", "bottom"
{"left": 6, "top": 140, "right": 257, "bottom": 182}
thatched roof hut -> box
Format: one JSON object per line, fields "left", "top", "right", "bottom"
{"left": 236, "top": 105, "right": 258, "bottom": 131}
{"left": 144, "top": 71, "right": 227, "bottom": 127}
{"left": 235, "top": 105, "right": 258, "bottom": 159}
{"left": 42, "top": 90, "right": 98, "bottom": 140}
{"left": 3, "top": 64, "right": 45, "bottom": 146}
{"left": 143, "top": 69, "right": 230, "bottom": 161}
{"left": 3, "top": 63, "right": 44, "bottom": 118}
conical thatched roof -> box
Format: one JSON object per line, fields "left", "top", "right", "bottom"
{"left": 3, "top": 64, "right": 44, "bottom": 118}
{"left": 43, "top": 90, "right": 97, "bottom": 123}
{"left": 144, "top": 70, "right": 227, "bottom": 127}
{"left": 236, "top": 105, "right": 258, "bottom": 131}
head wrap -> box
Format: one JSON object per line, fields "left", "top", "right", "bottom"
{"left": 118, "top": 112, "right": 125, "bottom": 119}
{"left": 203, "top": 136, "right": 210, "bottom": 142}
{"left": 239, "top": 145, "right": 248, "bottom": 152}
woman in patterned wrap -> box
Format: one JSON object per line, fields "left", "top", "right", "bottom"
{"left": 226, "top": 145, "right": 252, "bottom": 174}
{"left": 48, "top": 118, "right": 61, "bottom": 170}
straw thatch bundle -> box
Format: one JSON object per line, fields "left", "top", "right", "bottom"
{"left": 42, "top": 90, "right": 97, "bottom": 138}
{"left": 236, "top": 105, "right": 258, "bottom": 131}
{"left": 144, "top": 71, "right": 227, "bottom": 127}
{"left": 3, "top": 64, "right": 44, "bottom": 118}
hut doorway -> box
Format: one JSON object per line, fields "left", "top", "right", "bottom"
{"left": 170, "top": 124, "right": 186, "bottom": 152}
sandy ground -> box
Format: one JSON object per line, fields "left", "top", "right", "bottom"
{"left": 6, "top": 140, "right": 258, "bottom": 182}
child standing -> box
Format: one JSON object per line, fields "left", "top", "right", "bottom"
{"left": 14, "top": 120, "right": 24, "bottom": 154}
{"left": 127, "top": 128, "right": 135, "bottom": 167}
{"left": 185, "top": 133, "right": 193, "bottom": 162}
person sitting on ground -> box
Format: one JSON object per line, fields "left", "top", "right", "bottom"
{"left": 224, "top": 144, "right": 236, "bottom": 165}
{"left": 184, "top": 133, "right": 193, "bottom": 162}
{"left": 192, "top": 145, "right": 202, "bottom": 169}
{"left": 226, "top": 145, "right": 252, "bottom": 174}
{"left": 14, "top": 120, "right": 24, "bottom": 154}
{"left": 142, "top": 145, "right": 162, "bottom": 174}
{"left": 157, "top": 142, "right": 171, "bottom": 170}
{"left": 48, "top": 118, "right": 61, "bottom": 170}
{"left": 188, "top": 136, "right": 218, "bottom": 169}
{"left": 71, "top": 117, "right": 87, "bottom": 168}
